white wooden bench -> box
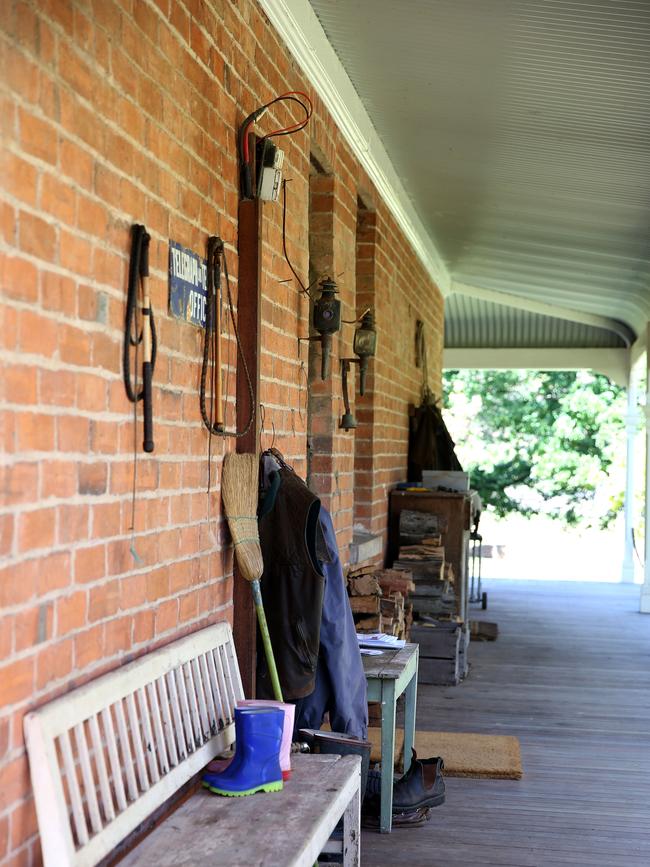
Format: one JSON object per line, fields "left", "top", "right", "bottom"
{"left": 24, "top": 622, "right": 361, "bottom": 866}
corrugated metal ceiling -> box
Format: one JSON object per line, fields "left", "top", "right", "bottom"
{"left": 445, "top": 295, "right": 625, "bottom": 348}
{"left": 308, "top": 0, "right": 650, "bottom": 348}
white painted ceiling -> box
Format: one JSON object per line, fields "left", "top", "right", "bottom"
{"left": 308, "top": 0, "right": 650, "bottom": 348}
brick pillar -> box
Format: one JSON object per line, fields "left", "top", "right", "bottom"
{"left": 353, "top": 207, "right": 379, "bottom": 534}
{"left": 307, "top": 173, "right": 335, "bottom": 498}
{"left": 306, "top": 172, "right": 356, "bottom": 555}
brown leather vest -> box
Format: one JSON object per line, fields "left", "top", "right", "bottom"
{"left": 257, "top": 468, "right": 325, "bottom": 700}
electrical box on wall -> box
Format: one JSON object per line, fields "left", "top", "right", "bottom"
{"left": 256, "top": 140, "right": 284, "bottom": 201}
{"left": 238, "top": 91, "right": 311, "bottom": 201}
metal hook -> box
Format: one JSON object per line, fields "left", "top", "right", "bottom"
{"left": 259, "top": 403, "right": 276, "bottom": 451}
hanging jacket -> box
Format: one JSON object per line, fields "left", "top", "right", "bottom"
{"left": 408, "top": 400, "right": 463, "bottom": 482}
{"left": 257, "top": 467, "right": 325, "bottom": 700}
{"left": 293, "top": 503, "right": 368, "bottom": 739}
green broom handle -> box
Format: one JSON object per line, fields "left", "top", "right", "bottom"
{"left": 253, "top": 582, "right": 317, "bottom": 867}
{"left": 251, "top": 579, "right": 283, "bottom": 702}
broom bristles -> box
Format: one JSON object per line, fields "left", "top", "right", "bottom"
{"left": 222, "top": 453, "right": 263, "bottom": 582}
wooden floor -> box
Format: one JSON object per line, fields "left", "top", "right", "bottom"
{"left": 361, "top": 580, "right": 650, "bottom": 866}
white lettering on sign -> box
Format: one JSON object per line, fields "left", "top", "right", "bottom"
{"left": 188, "top": 290, "right": 206, "bottom": 322}
{"left": 170, "top": 247, "right": 207, "bottom": 289}
{"left": 168, "top": 240, "right": 209, "bottom": 328}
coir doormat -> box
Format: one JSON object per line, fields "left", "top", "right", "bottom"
{"left": 367, "top": 728, "right": 523, "bottom": 780}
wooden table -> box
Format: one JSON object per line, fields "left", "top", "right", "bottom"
{"left": 362, "top": 642, "right": 419, "bottom": 833}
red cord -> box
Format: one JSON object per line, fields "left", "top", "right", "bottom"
{"left": 261, "top": 91, "right": 313, "bottom": 140}
{"left": 242, "top": 120, "right": 254, "bottom": 163}
{"left": 242, "top": 92, "right": 312, "bottom": 164}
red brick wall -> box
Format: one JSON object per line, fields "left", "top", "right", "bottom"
{"left": 0, "top": 1, "right": 443, "bottom": 863}
{"left": 354, "top": 204, "right": 379, "bottom": 533}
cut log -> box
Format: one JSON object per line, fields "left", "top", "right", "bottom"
{"left": 380, "top": 593, "right": 403, "bottom": 616}
{"left": 349, "top": 594, "right": 381, "bottom": 614}
{"left": 395, "top": 559, "right": 444, "bottom": 581}
{"left": 348, "top": 574, "right": 382, "bottom": 597}
{"left": 375, "top": 569, "right": 415, "bottom": 595}
{"left": 355, "top": 614, "right": 382, "bottom": 632}
{"left": 399, "top": 509, "right": 448, "bottom": 541}
{"left": 399, "top": 545, "right": 445, "bottom": 560}
{"left": 347, "top": 564, "right": 379, "bottom": 579}
{"left": 404, "top": 604, "right": 414, "bottom": 640}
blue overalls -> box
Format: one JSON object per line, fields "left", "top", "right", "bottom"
{"left": 293, "top": 504, "right": 368, "bottom": 740}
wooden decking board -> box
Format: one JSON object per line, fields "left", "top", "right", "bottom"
{"left": 362, "top": 579, "right": 650, "bottom": 866}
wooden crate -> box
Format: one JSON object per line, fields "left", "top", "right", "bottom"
{"left": 411, "top": 621, "right": 469, "bottom": 686}
{"left": 410, "top": 622, "right": 461, "bottom": 658}
{"left": 418, "top": 655, "right": 461, "bottom": 686}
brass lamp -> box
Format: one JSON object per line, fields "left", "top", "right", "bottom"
{"left": 339, "top": 310, "right": 377, "bottom": 431}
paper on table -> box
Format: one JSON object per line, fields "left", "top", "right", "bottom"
{"left": 359, "top": 648, "right": 384, "bottom": 656}
{"left": 356, "top": 632, "right": 406, "bottom": 649}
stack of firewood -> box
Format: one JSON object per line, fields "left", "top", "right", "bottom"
{"left": 347, "top": 566, "right": 415, "bottom": 639}
{"left": 396, "top": 538, "right": 444, "bottom": 578}
{"left": 393, "top": 510, "right": 456, "bottom": 617}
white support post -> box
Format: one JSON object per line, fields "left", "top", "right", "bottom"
{"left": 621, "top": 376, "right": 638, "bottom": 583}
{"left": 641, "top": 328, "right": 650, "bottom": 612}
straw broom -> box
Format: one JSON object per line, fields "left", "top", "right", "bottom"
{"left": 221, "top": 452, "right": 283, "bottom": 701}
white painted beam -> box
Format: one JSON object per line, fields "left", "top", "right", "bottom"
{"left": 259, "top": 0, "right": 450, "bottom": 295}
{"left": 443, "top": 347, "right": 630, "bottom": 386}
{"left": 451, "top": 281, "right": 636, "bottom": 347}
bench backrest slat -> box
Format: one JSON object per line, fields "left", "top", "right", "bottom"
{"left": 100, "top": 706, "right": 128, "bottom": 812}
{"left": 24, "top": 622, "right": 244, "bottom": 867}
{"left": 88, "top": 713, "right": 115, "bottom": 823}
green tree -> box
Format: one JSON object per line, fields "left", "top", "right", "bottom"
{"left": 442, "top": 370, "right": 627, "bottom": 527}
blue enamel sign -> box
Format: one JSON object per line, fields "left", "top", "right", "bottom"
{"left": 168, "top": 240, "right": 208, "bottom": 328}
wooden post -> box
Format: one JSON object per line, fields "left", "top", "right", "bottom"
{"left": 234, "top": 197, "right": 262, "bottom": 692}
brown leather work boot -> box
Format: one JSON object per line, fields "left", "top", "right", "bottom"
{"left": 391, "top": 749, "right": 446, "bottom": 811}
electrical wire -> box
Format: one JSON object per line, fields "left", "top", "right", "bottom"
{"left": 281, "top": 180, "right": 335, "bottom": 301}
{"left": 239, "top": 92, "right": 312, "bottom": 198}
{"left": 342, "top": 307, "right": 371, "bottom": 325}
{"left": 242, "top": 92, "right": 312, "bottom": 161}
{"left": 281, "top": 179, "right": 311, "bottom": 297}
{"left": 259, "top": 93, "right": 313, "bottom": 142}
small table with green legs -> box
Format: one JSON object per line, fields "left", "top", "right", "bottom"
{"left": 362, "top": 642, "right": 419, "bottom": 833}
